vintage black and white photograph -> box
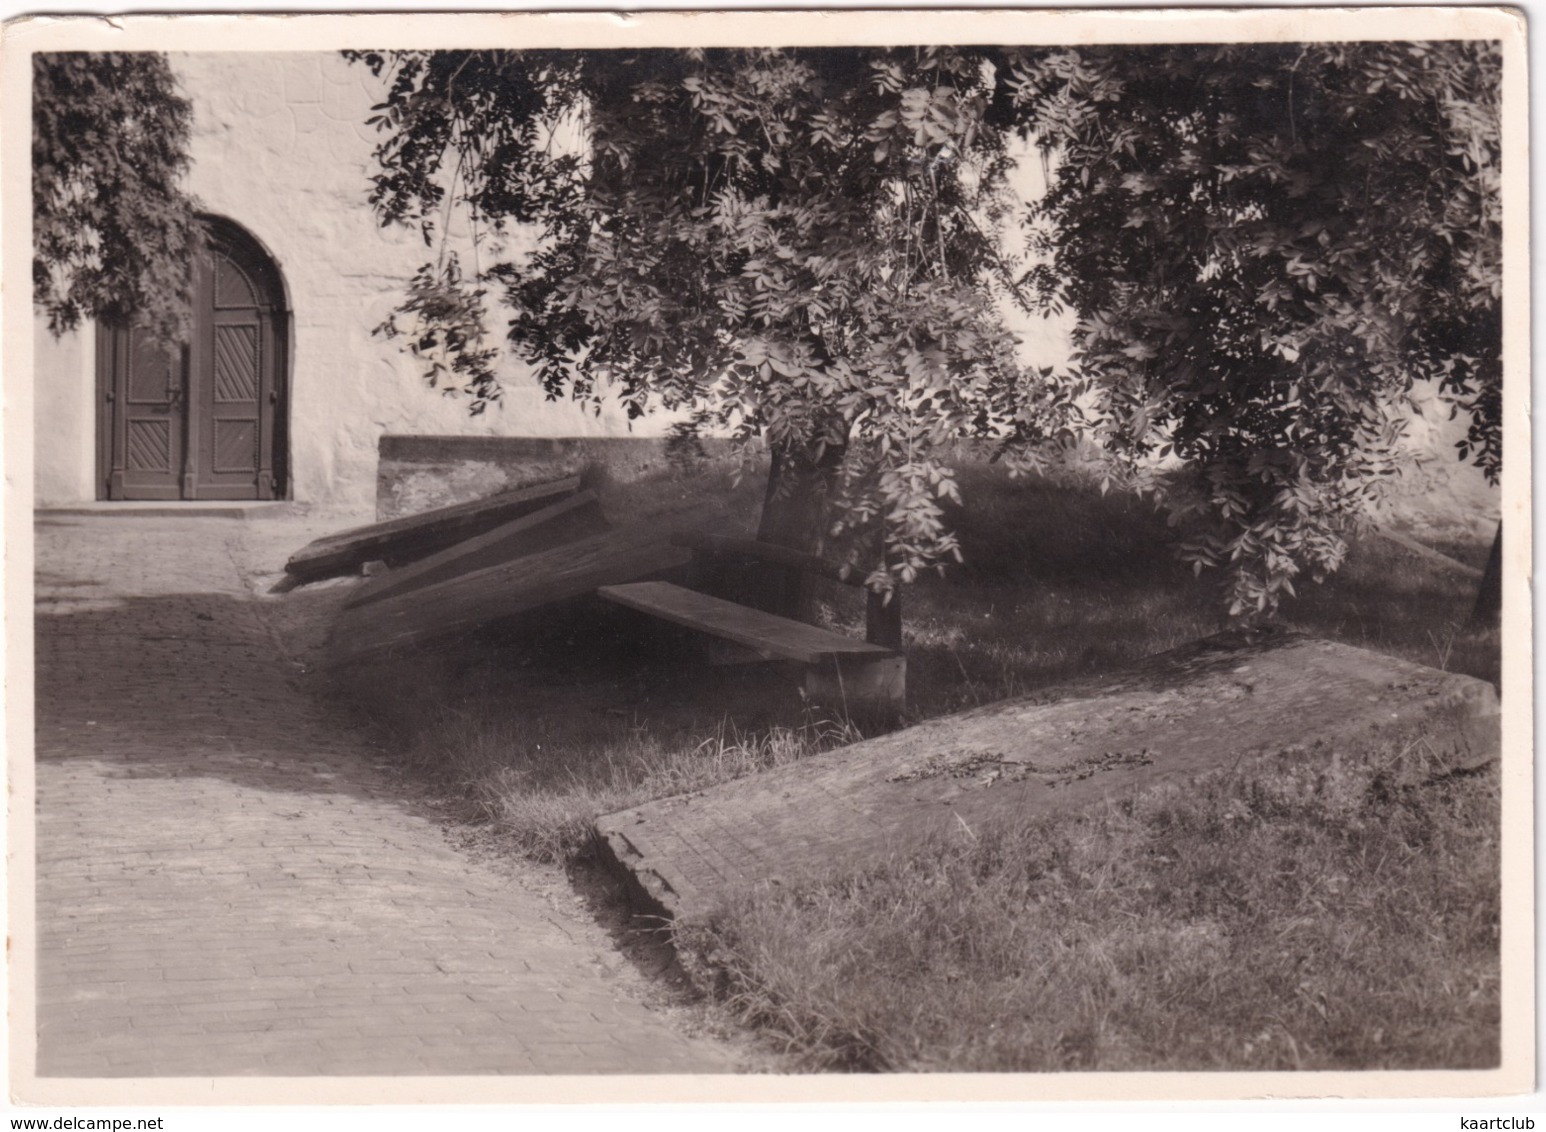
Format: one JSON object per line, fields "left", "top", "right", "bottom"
{"left": 6, "top": 7, "right": 1530, "bottom": 1104}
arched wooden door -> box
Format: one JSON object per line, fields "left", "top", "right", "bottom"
{"left": 99, "top": 217, "right": 288, "bottom": 500}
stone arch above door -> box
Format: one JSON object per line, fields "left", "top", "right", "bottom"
{"left": 98, "top": 215, "right": 290, "bottom": 501}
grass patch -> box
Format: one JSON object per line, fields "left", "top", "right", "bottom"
{"left": 404, "top": 708, "right": 859, "bottom": 863}
{"left": 675, "top": 751, "right": 1500, "bottom": 1072}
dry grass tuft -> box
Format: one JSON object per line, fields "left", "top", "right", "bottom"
{"left": 428, "top": 712, "right": 861, "bottom": 863}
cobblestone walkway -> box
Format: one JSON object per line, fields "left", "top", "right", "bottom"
{"left": 33, "top": 512, "right": 740, "bottom": 1077}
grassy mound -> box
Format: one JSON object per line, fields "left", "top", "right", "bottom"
{"left": 675, "top": 750, "right": 1498, "bottom": 1071}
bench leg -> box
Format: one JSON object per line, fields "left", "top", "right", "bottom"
{"left": 805, "top": 655, "right": 905, "bottom": 716}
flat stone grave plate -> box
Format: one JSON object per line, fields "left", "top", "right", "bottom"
{"left": 595, "top": 629, "right": 1500, "bottom": 922}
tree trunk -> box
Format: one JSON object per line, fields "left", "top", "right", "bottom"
{"left": 864, "top": 526, "right": 904, "bottom": 650}
{"left": 1469, "top": 520, "right": 1502, "bottom": 628}
{"left": 754, "top": 438, "right": 905, "bottom": 648}
{"left": 754, "top": 439, "right": 844, "bottom": 620}
{"left": 866, "top": 583, "right": 904, "bottom": 651}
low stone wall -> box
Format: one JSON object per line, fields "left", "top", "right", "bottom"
{"left": 375, "top": 428, "right": 1500, "bottom": 547}
{"left": 375, "top": 435, "right": 745, "bottom": 520}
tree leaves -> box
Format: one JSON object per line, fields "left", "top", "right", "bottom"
{"left": 33, "top": 53, "right": 199, "bottom": 340}
{"left": 375, "top": 254, "right": 502, "bottom": 412}
{"left": 1008, "top": 41, "right": 1502, "bottom": 613}
{"left": 347, "top": 43, "right": 1501, "bottom": 614}
{"left": 349, "top": 47, "right": 1057, "bottom": 588}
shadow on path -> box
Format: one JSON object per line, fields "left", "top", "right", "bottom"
{"left": 30, "top": 515, "right": 742, "bottom": 1078}
{"left": 34, "top": 588, "right": 428, "bottom": 810}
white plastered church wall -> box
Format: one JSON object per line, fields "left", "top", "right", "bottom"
{"left": 34, "top": 52, "right": 661, "bottom": 512}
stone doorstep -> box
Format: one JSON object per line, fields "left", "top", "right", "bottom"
{"left": 37, "top": 502, "right": 301, "bottom": 520}
{"left": 593, "top": 628, "right": 1501, "bottom": 923}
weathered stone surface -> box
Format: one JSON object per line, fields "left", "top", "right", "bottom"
{"left": 595, "top": 629, "right": 1500, "bottom": 922}
{"left": 284, "top": 476, "right": 580, "bottom": 584}
{"left": 345, "top": 489, "right": 609, "bottom": 607}
{"left": 325, "top": 505, "right": 726, "bottom": 666}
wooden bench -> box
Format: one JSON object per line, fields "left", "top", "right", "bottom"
{"left": 671, "top": 531, "right": 902, "bottom": 650}
{"left": 597, "top": 580, "right": 905, "bottom": 712}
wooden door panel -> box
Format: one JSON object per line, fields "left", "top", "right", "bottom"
{"left": 188, "top": 256, "right": 272, "bottom": 499}
{"left": 214, "top": 255, "right": 257, "bottom": 309}
{"left": 99, "top": 217, "right": 286, "bottom": 502}
{"left": 107, "top": 327, "right": 186, "bottom": 500}
{"left": 213, "top": 419, "right": 258, "bottom": 472}
{"left": 126, "top": 331, "right": 179, "bottom": 403}
{"left": 125, "top": 419, "right": 173, "bottom": 472}
{"left": 212, "top": 324, "right": 260, "bottom": 401}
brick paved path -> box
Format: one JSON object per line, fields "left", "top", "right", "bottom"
{"left": 33, "top": 513, "right": 740, "bottom": 1076}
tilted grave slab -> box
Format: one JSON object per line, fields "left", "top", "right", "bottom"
{"left": 594, "top": 629, "right": 1500, "bottom": 922}
{"left": 283, "top": 476, "right": 582, "bottom": 586}
{"left": 326, "top": 506, "right": 723, "bottom": 667}
{"left": 345, "top": 489, "right": 610, "bottom": 608}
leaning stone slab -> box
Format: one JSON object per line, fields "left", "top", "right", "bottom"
{"left": 594, "top": 629, "right": 1500, "bottom": 922}
{"left": 284, "top": 476, "right": 581, "bottom": 586}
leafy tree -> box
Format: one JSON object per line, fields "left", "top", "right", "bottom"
{"left": 33, "top": 52, "right": 199, "bottom": 339}
{"left": 347, "top": 47, "right": 1075, "bottom": 599}
{"left": 348, "top": 44, "right": 1501, "bottom": 615}
{"left": 1006, "top": 41, "right": 1502, "bottom": 613}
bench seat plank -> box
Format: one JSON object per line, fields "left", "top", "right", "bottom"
{"left": 597, "top": 581, "right": 894, "bottom": 666}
